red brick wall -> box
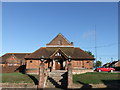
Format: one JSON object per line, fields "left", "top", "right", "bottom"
{"left": 71, "top": 60, "right": 93, "bottom": 69}
{"left": 26, "top": 60, "right": 40, "bottom": 69}
{"left": 26, "top": 60, "right": 48, "bottom": 69}
{"left": 2, "top": 66, "right": 19, "bottom": 73}
{"left": 26, "top": 68, "right": 39, "bottom": 74}
{"left": 71, "top": 60, "right": 82, "bottom": 68}
{"left": 83, "top": 60, "right": 93, "bottom": 69}
{"left": 26, "top": 59, "right": 94, "bottom": 74}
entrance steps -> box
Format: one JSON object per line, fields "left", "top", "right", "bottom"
{"left": 45, "top": 70, "right": 67, "bottom": 89}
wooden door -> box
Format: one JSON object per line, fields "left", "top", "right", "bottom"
{"left": 55, "top": 61, "right": 61, "bottom": 70}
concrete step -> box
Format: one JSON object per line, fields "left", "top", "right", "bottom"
{"left": 49, "top": 74, "right": 62, "bottom": 77}
{"left": 46, "top": 77, "right": 61, "bottom": 88}
{"left": 49, "top": 70, "right": 67, "bottom": 74}
{"left": 49, "top": 72, "right": 66, "bottom": 74}
{"left": 46, "top": 70, "right": 67, "bottom": 88}
{"left": 52, "top": 70, "right": 67, "bottom": 72}
{"left": 49, "top": 70, "right": 67, "bottom": 77}
{"left": 48, "top": 81, "right": 61, "bottom": 85}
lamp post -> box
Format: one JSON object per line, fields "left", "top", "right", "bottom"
{"left": 40, "top": 56, "right": 44, "bottom": 62}
{"left": 68, "top": 56, "right": 71, "bottom": 62}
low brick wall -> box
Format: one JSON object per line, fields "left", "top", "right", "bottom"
{"left": 26, "top": 68, "right": 93, "bottom": 75}
{"left": 72, "top": 69, "right": 94, "bottom": 74}
{"left": 1, "top": 83, "right": 37, "bottom": 88}
{"left": 26, "top": 68, "right": 49, "bottom": 75}
{"left": 1, "top": 65, "right": 26, "bottom": 73}
{"left": 26, "top": 68, "right": 39, "bottom": 74}
{"left": 2, "top": 66, "right": 19, "bottom": 73}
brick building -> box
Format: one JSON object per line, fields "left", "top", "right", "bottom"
{"left": 1, "top": 33, "right": 94, "bottom": 74}
{"left": 1, "top": 53, "right": 30, "bottom": 67}
{"left": 0, "top": 53, "right": 30, "bottom": 73}
{"left": 25, "top": 33, "right": 95, "bottom": 74}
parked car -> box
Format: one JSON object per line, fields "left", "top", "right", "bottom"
{"left": 94, "top": 66, "right": 115, "bottom": 72}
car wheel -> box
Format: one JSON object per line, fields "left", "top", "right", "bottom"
{"left": 110, "top": 70, "right": 113, "bottom": 72}
{"left": 98, "top": 70, "right": 101, "bottom": 72}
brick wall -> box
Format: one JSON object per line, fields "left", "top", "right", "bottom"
{"left": 71, "top": 60, "right": 93, "bottom": 69}
{"left": 72, "top": 69, "right": 94, "bottom": 74}
{"left": 26, "top": 60, "right": 49, "bottom": 69}
{"left": 26, "top": 60, "right": 48, "bottom": 74}
{"left": 26, "top": 68, "right": 39, "bottom": 74}
{"left": 26, "top": 60, "right": 40, "bottom": 69}
{"left": 26, "top": 59, "right": 94, "bottom": 74}
{"left": 2, "top": 66, "right": 19, "bottom": 73}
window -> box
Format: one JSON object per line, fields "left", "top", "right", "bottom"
{"left": 58, "top": 40, "right": 62, "bottom": 45}
{"left": 87, "top": 61, "right": 89, "bottom": 63}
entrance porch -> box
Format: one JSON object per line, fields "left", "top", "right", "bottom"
{"left": 52, "top": 59, "right": 66, "bottom": 70}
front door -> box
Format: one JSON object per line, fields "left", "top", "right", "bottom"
{"left": 55, "top": 61, "right": 61, "bottom": 70}
{"left": 55, "top": 59, "right": 64, "bottom": 70}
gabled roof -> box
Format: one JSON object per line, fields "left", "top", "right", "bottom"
{"left": 0, "top": 53, "right": 31, "bottom": 64}
{"left": 25, "top": 47, "right": 95, "bottom": 60}
{"left": 50, "top": 48, "right": 68, "bottom": 59}
{"left": 6, "top": 54, "right": 18, "bottom": 60}
{"left": 46, "top": 33, "right": 73, "bottom": 47}
{"left": 109, "top": 60, "right": 120, "bottom": 66}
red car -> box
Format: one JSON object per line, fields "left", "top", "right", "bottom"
{"left": 95, "top": 67, "right": 115, "bottom": 72}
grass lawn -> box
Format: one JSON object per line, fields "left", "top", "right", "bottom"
{"left": 73, "top": 72, "right": 120, "bottom": 84}
{"left": 1, "top": 73, "right": 39, "bottom": 83}
{"left": 1, "top": 72, "right": 120, "bottom": 84}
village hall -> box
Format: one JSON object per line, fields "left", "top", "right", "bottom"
{"left": 1, "top": 33, "right": 95, "bottom": 74}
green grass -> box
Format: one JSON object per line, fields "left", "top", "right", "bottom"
{"left": 2, "top": 73, "right": 39, "bottom": 83}
{"left": 1, "top": 72, "right": 120, "bottom": 84}
{"left": 73, "top": 72, "right": 120, "bottom": 84}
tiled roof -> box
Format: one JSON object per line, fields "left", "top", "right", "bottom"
{"left": 109, "top": 60, "right": 120, "bottom": 66}
{"left": 25, "top": 47, "right": 95, "bottom": 60}
{"left": 0, "top": 53, "right": 31, "bottom": 64}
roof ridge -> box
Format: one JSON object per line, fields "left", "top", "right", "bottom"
{"left": 41, "top": 47, "right": 46, "bottom": 48}
{"left": 6, "top": 53, "right": 31, "bottom": 54}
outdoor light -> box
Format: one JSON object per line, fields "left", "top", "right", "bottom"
{"left": 68, "top": 56, "right": 71, "bottom": 62}
{"left": 40, "top": 56, "right": 44, "bottom": 62}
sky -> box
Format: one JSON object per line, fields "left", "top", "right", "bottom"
{"left": 2, "top": 2, "right": 118, "bottom": 64}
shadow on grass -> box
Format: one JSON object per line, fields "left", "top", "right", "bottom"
{"left": 15, "top": 65, "right": 26, "bottom": 74}
{"left": 77, "top": 81, "right": 92, "bottom": 89}
{"left": 73, "top": 80, "right": 120, "bottom": 90}
{"left": 102, "top": 80, "right": 120, "bottom": 88}
{"left": 26, "top": 74, "right": 38, "bottom": 85}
